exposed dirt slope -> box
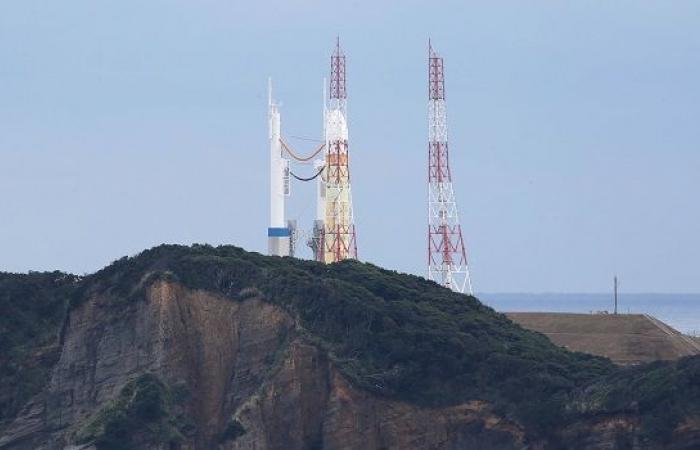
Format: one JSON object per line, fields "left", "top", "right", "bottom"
{"left": 507, "top": 312, "right": 700, "bottom": 365}
{"left": 0, "top": 280, "right": 527, "bottom": 450}
{"left": 1, "top": 245, "right": 700, "bottom": 449}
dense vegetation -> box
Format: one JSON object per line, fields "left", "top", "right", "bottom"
{"left": 75, "top": 374, "right": 188, "bottom": 449}
{"left": 571, "top": 355, "right": 700, "bottom": 443}
{"left": 76, "top": 244, "right": 616, "bottom": 434}
{"left": 0, "top": 271, "right": 78, "bottom": 427}
{"left": 3, "top": 244, "right": 700, "bottom": 444}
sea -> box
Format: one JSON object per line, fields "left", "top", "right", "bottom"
{"left": 477, "top": 293, "right": 700, "bottom": 336}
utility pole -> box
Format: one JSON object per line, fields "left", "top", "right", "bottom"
{"left": 614, "top": 275, "right": 618, "bottom": 315}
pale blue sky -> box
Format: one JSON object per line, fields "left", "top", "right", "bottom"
{"left": 0, "top": 1, "right": 698, "bottom": 292}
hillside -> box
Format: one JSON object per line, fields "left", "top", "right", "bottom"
{"left": 507, "top": 312, "right": 700, "bottom": 365}
{"left": 0, "top": 244, "right": 699, "bottom": 449}
{"left": 0, "top": 271, "right": 80, "bottom": 426}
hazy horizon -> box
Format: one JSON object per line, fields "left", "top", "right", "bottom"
{"left": 1, "top": 1, "right": 698, "bottom": 293}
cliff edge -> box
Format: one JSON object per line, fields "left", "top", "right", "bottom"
{"left": 1, "top": 245, "right": 699, "bottom": 449}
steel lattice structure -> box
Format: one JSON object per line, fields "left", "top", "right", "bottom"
{"left": 427, "top": 42, "right": 473, "bottom": 294}
{"left": 316, "top": 38, "right": 358, "bottom": 263}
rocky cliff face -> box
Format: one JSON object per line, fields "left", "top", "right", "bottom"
{"left": 2, "top": 245, "right": 699, "bottom": 450}
{"left": 0, "top": 280, "right": 527, "bottom": 449}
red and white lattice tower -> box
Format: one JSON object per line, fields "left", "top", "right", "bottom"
{"left": 427, "top": 42, "right": 473, "bottom": 294}
{"left": 316, "top": 38, "right": 358, "bottom": 263}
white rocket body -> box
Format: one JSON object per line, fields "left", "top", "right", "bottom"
{"left": 316, "top": 80, "right": 328, "bottom": 223}
{"left": 268, "top": 80, "right": 291, "bottom": 256}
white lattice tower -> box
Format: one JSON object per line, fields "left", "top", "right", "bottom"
{"left": 427, "top": 42, "right": 473, "bottom": 294}
{"left": 319, "top": 38, "right": 358, "bottom": 263}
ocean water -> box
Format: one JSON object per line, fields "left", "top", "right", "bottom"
{"left": 477, "top": 293, "right": 700, "bottom": 335}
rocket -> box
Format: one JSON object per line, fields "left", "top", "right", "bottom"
{"left": 267, "top": 79, "right": 291, "bottom": 257}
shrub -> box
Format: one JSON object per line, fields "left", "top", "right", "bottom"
{"left": 75, "top": 374, "right": 184, "bottom": 449}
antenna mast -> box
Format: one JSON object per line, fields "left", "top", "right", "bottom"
{"left": 427, "top": 41, "right": 472, "bottom": 294}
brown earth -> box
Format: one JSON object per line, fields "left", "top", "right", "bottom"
{"left": 0, "top": 281, "right": 529, "bottom": 450}
{"left": 507, "top": 312, "right": 700, "bottom": 365}
{"left": 3, "top": 281, "right": 700, "bottom": 449}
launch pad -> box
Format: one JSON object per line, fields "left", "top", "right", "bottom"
{"left": 266, "top": 40, "right": 473, "bottom": 295}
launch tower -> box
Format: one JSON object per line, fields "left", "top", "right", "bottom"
{"left": 313, "top": 39, "right": 358, "bottom": 263}
{"left": 268, "top": 39, "right": 358, "bottom": 263}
